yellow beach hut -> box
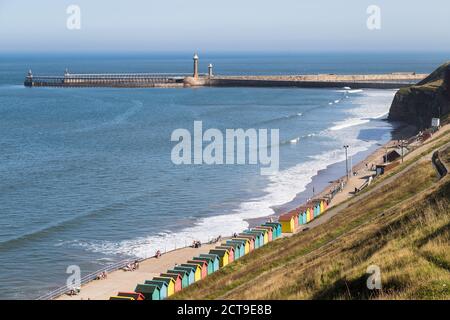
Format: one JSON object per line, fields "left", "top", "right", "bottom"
{"left": 152, "top": 276, "right": 175, "bottom": 297}
{"left": 279, "top": 213, "right": 295, "bottom": 233}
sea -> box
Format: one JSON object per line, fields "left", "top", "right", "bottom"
{"left": 0, "top": 52, "right": 448, "bottom": 299}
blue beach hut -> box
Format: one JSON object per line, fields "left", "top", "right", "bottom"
{"left": 174, "top": 266, "right": 195, "bottom": 285}
{"left": 144, "top": 280, "right": 167, "bottom": 299}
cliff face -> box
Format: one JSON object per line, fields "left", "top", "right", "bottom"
{"left": 388, "top": 62, "right": 450, "bottom": 130}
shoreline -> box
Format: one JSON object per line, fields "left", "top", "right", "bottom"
{"left": 246, "top": 122, "right": 417, "bottom": 227}
{"left": 56, "top": 120, "right": 418, "bottom": 300}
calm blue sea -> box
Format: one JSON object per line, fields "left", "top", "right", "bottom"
{"left": 0, "top": 52, "right": 448, "bottom": 299}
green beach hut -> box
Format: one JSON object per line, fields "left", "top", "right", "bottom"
{"left": 152, "top": 276, "right": 175, "bottom": 297}
{"left": 135, "top": 284, "right": 160, "bottom": 301}
{"left": 144, "top": 280, "right": 167, "bottom": 300}
{"left": 198, "top": 254, "right": 220, "bottom": 272}
{"left": 173, "top": 266, "right": 195, "bottom": 285}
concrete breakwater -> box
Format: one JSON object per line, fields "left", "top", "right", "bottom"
{"left": 25, "top": 72, "right": 427, "bottom": 89}
{"left": 187, "top": 73, "right": 428, "bottom": 89}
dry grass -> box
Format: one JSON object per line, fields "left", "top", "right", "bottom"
{"left": 173, "top": 142, "right": 450, "bottom": 300}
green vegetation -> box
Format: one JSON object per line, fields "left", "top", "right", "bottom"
{"left": 173, "top": 139, "right": 450, "bottom": 300}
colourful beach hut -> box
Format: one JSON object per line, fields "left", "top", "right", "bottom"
{"left": 306, "top": 207, "right": 313, "bottom": 223}
{"left": 199, "top": 254, "right": 220, "bottom": 272}
{"left": 251, "top": 228, "right": 269, "bottom": 244}
{"left": 117, "top": 292, "right": 145, "bottom": 300}
{"left": 302, "top": 212, "right": 307, "bottom": 224}
{"left": 242, "top": 232, "right": 262, "bottom": 248}
{"left": 254, "top": 226, "right": 273, "bottom": 242}
{"left": 279, "top": 213, "right": 295, "bottom": 233}
{"left": 187, "top": 260, "right": 208, "bottom": 279}
{"left": 209, "top": 249, "right": 229, "bottom": 267}
{"left": 233, "top": 237, "right": 252, "bottom": 253}
{"left": 144, "top": 280, "right": 167, "bottom": 300}
{"left": 216, "top": 246, "right": 235, "bottom": 262}
{"left": 181, "top": 263, "right": 202, "bottom": 282}
{"left": 263, "top": 222, "right": 282, "bottom": 238}
{"left": 135, "top": 284, "right": 160, "bottom": 301}
{"left": 173, "top": 266, "right": 195, "bottom": 285}
{"left": 159, "top": 273, "right": 182, "bottom": 292}
{"left": 192, "top": 257, "right": 215, "bottom": 274}
{"left": 225, "top": 241, "right": 245, "bottom": 258}
{"left": 166, "top": 269, "right": 190, "bottom": 289}
{"left": 152, "top": 276, "right": 175, "bottom": 297}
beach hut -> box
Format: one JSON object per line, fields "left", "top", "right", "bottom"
{"left": 135, "top": 284, "right": 160, "bottom": 301}
{"left": 117, "top": 292, "right": 145, "bottom": 300}
{"left": 209, "top": 249, "right": 229, "bottom": 267}
{"left": 242, "top": 231, "right": 262, "bottom": 248}
{"left": 302, "top": 212, "right": 307, "bottom": 224}
{"left": 192, "top": 257, "right": 215, "bottom": 274}
{"left": 166, "top": 269, "right": 190, "bottom": 289}
{"left": 288, "top": 210, "right": 299, "bottom": 228}
{"left": 198, "top": 254, "right": 220, "bottom": 272}
{"left": 152, "top": 276, "right": 175, "bottom": 297}
{"left": 251, "top": 228, "right": 269, "bottom": 244}
{"left": 159, "top": 273, "right": 182, "bottom": 292}
{"left": 254, "top": 226, "right": 273, "bottom": 242}
{"left": 225, "top": 241, "right": 245, "bottom": 258}
{"left": 279, "top": 213, "right": 295, "bottom": 233}
{"left": 306, "top": 207, "right": 312, "bottom": 223}
{"left": 144, "top": 280, "right": 168, "bottom": 299}
{"left": 110, "top": 296, "right": 134, "bottom": 300}
{"left": 187, "top": 260, "right": 208, "bottom": 279}
{"left": 216, "top": 246, "right": 235, "bottom": 262}
{"left": 181, "top": 263, "right": 202, "bottom": 282}
{"left": 173, "top": 266, "right": 195, "bottom": 285}
{"left": 263, "top": 222, "right": 282, "bottom": 238}
{"left": 236, "top": 235, "right": 256, "bottom": 251}
{"left": 232, "top": 237, "right": 252, "bottom": 253}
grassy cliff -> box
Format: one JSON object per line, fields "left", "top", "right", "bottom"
{"left": 388, "top": 62, "right": 450, "bottom": 130}
{"left": 173, "top": 138, "right": 450, "bottom": 300}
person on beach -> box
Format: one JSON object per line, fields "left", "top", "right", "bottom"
{"left": 155, "top": 250, "right": 161, "bottom": 258}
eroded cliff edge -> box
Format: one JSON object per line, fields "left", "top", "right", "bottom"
{"left": 388, "top": 62, "right": 450, "bottom": 130}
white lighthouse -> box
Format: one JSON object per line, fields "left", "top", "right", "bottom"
{"left": 193, "top": 53, "right": 199, "bottom": 79}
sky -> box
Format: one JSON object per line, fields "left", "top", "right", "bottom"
{"left": 0, "top": 0, "right": 449, "bottom": 53}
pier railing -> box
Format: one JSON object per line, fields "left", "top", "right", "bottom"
{"left": 35, "top": 258, "right": 137, "bottom": 300}
{"left": 24, "top": 72, "right": 205, "bottom": 87}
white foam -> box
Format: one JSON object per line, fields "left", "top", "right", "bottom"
{"left": 330, "top": 118, "right": 370, "bottom": 131}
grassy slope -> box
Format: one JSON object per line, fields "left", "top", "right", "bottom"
{"left": 174, "top": 136, "right": 450, "bottom": 300}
